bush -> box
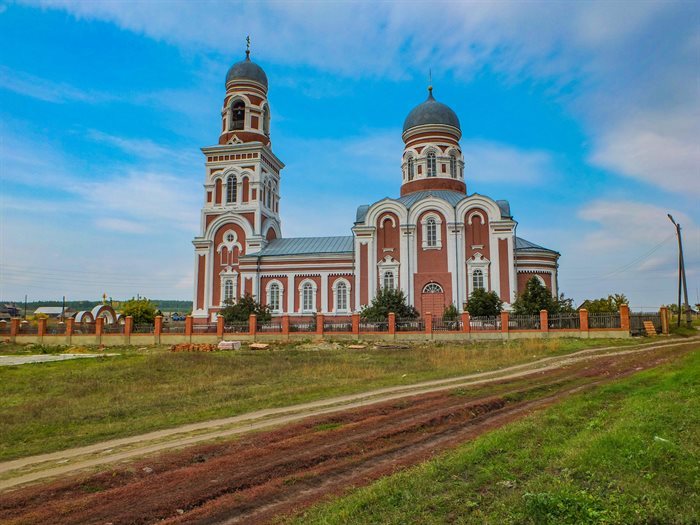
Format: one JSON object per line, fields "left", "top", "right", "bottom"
{"left": 442, "top": 303, "right": 459, "bottom": 321}
{"left": 580, "top": 294, "right": 628, "bottom": 314}
{"left": 361, "top": 288, "right": 418, "bottom": 322}
{"left": 120, "top": 297, "right": 157, "bottom": 325}
{"left": 219, "top": 294, "right": 271, "bottom": 324}
{"left": 466, "top": 289, "right": 503, "bottom": 317}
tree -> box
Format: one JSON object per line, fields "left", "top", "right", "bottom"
{"left": 442, "top": 303, "right": 459, "bottom": 321}
{"left": 512, "top": 277, "right": 557, "bottom": 315}
{"left": 121, "top": 297, "right": 157, "bottom": 325}
{"left": 466, "top": 289, "right": 503, "bottom": 317}
{"left": 580, "top": 294, "right": 629, "bottom": 314}
{"left": 360, "top": 288, "right": 418, "bottom": 321}
{"left": 219, "top": 293, "right": 271, "bottom": 324}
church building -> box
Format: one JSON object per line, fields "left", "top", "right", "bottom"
{"left": 192, "top": 50, "right": 559, "bottom": 322}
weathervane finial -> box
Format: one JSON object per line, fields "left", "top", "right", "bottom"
{"left": 246, "top": 35, "right": 250, "bottom": 59}
{"left": 428, "top": 68, "right": 433, "bottom": 97}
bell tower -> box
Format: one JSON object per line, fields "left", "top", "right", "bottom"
{"left": 192, "top": 41, "right": 285, "bottom": 321}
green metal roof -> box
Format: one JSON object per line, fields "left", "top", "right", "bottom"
{"left": 515, "top": 236, "right": 559, "bottom": 255}
{"left": 244, "top": 236, "right": 353, "bottom": 257}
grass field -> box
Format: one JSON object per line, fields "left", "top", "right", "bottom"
{"left": 291, "top": 347, "right": 700, "bottom": 525}
{"left": 0, "top": 338, "right": 637, "bottom": 461}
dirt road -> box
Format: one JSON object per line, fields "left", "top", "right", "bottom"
{"left": 2, "top": 337, "right": 697, "bottom": 525}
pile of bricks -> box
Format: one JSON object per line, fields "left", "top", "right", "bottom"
{"left": 170, "top": 343, "right": 219, "bottom": 352}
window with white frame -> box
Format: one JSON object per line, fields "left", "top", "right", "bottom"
{"left": 426, "top": 218, "right": 437, "bottom": 247}
{"left": 226, "top": 175, "right": 237, "bottom": 203}
{"left": 427, "top": 151, "right": 437, "bottom": 177}
{"left": 223, "top": 279, "right": 234, "bottom": 302}
{"left": 407, "top": 156, "right": 415, "bottom": 181}
{"left": 449, "top": 153, "right": 457, "bottom": 179}
{"left": 383, "top": 271, "right": 395, "bottom": 290}
{"left": 472, "top": 269, "right": 485, "bottom": 290}
{"left": 301, "top": 281, "right": 315, "bottom": 312}
{"left": 268, "top": 282, "right": 281, "bottom": 312}
{"left": 422, "top": 282, "right": 443, "bottom": 294}
{"left": 336, "top": 282, "right": 348, "bottom": 312}
{"left": 421, "top": 214, "right": 442, "bottom": 249}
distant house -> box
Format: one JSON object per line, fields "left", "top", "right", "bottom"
{"left": 1, "top": 304, "right": 20, "bottom": 317}
{"left": 34, "top": 307, "right": 75, "bottom": 318}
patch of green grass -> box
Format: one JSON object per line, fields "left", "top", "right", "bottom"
{"left": 314, "top": 422, "right": 344, "bottom": 432}
{"left": 0, "top": 337, "right": 638, "bottom": 461}
{"left": 290, "top": 348, "right": 700, "bottom": 525}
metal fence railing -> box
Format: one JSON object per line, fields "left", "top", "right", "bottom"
{"left": 588, "top": 313, "right": 621, "bottom": 329}
{"left": 289, "top": 321, "right": 316, "bottom": 332}
{"left": 509, "top": 314, "right": 540, "bottom": 330}
{"left": 46, "top": 323, "right": 67, "bottom": 335}
{"left": 0, "top": 322, "right": 9, "bottom": 334}
{"left": 322, "top": 322, "right": 352, "bottom": 333}
{"left": 257, "top": 322, "right": 283, "bottom": 333}
{"left": 132, "top": 323, "right": 155, "bottom": 334}
{"left": 359, "top": 321, "right": 389, "bottom": 332}
{"left": 548, "top": 313, "right": 580, "bottom": 330}
{"left": 224, "top": 322, "right": 249, "bottom": 334}
{"left": 161, "top": 323, "right": 185, "bottom": 333}
{"left": 396, "top": 318, "right": 425, "bottom": 332}
{"left": 18, "top": 323, "right": 38, "bottom": 334}
{"left": 630, "top": 312, "right": 660, "bottom": 335}
{"left": 102, "top": 323, "right": 123, "bottom": 334}
{"left": 191, "top": 323, "right": 216, "bottom": 334}
{"left": 432, "top": 317, "right": 462, "bottom": 331}
{"left": 72, "top": 323, "right": 96, "bottom": 335}
{"left": 469, "top": 316, "right": 501, "bottom": 331}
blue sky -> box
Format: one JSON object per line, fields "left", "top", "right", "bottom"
{"left": 1, "top": 0, "right": 698, "bottom": 308}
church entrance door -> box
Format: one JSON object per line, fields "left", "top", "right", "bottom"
{"left": 421, "top": 282, "right": 445, "bottom": 316}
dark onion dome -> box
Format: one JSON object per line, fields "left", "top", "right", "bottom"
{"left": 225, "top": 51, "right": 268, "bottom": 89}
{"left": 402, "top": 88, "right": 460, "bottom": 133}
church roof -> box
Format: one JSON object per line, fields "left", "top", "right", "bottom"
{"left": 515, "top": 236, "right": 559, "bottom": 255}
{"left": 354, "top": 191, "right": 512, "bottom": 223}
{"left": 245, "top": 236, "right": 353, "bottom": 257}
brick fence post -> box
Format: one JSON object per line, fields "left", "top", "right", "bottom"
{"left": 281, "top": 314, "right": 290, "bottom": 336}
{"left": 316, "top": 313, "right": 324, "bottom": 336}
{"left": 154, "top": 315, "right": 163, "bottom": 345}
{"left": 95, "top": 317, "right": 104, "bottom": 337}
{"left": 619, "top": 304, "right": 630, "bottom": 332}
{"left": 352, "top": 313, "right": 360, "bottom": 336}
{"left": 540, "top": 310, "right": 549, "bottom": 332}
{"left": 216, "top": 315, "right": 224, "bottom": 338}
{"left": 37, "top": 317, "right": 47, "bottom": 338}
{"left": 388, "top": 312, "right": 396, "bottom": 335}
{"left": 660, "top": 306, "right": 669, "bottom": 335}
{"left": 461, "top": 312, "right": 470, "bottom": 333}
{"left": 501, "top": 311, "right": 509, "bottom": 334}
{"left": 579, "top": 308, "right": 589, "bottom": 332}
{"left": 184, "top": 315, "right": 192, "bottom": 338}
{"left": 10, "top": 318, "right": 20, "bottom": 338}
{"left": 425, "top": 313, "right": 433, "bottom": 335}
{"left": 249, "top": 314, "right": 257, "bottom": 336}
{"left": 125, "top": 316, "right": 134, "bottom": 338}
{"left": 65, "top": 318, "right": 74, "bottom": 339}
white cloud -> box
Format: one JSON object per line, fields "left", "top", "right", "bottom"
{"left": 94, "top": 217, "right": 150, "bottom": 234}
{"left": 0, "top": 65, "right": 115, "bottom": 103}
{"left": 462, "top": 141, "right": 555, "bottom": 185}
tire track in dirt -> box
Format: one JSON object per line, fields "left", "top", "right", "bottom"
{"left": 1, "top": 336, "right": 696, "bottom": 493}
{"left": 1, "top": 341, "right": 695, "bottom": 525}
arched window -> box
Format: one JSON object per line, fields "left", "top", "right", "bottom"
{"left": 423, "top": 282, "right": 443, "bottom": 294}
{"left": 266, "top": 181, "right": 272, "bottom": 209}
{"left": 449, "top": 153, "right": 457, "bottom": 179}
{"left": 269, "top": 282, "right": 280, "bottom": 312}
{"left": 407, "top": 156, "right": 415, "bottom": 181}
{"left": 383, "top": 271, "right": 395, "bottom": 290}
{"left": 231, "top": 100, "right": 245, "bottom": 130}
{"left": 426, "top": 218, "right": 437, "bottom": 247}
{"left": 472, "top": 269, "right": 484, "bottom": 290}
{"left": 224, "top": 279, "right": 234, "bottom": 302}
{"left": 262, "top": 105, "right": 270, "bottom": 136}
{"left": 226, "top": 175, "right": 237, "bottom": 203}
{"left": 302, "top": 282, "right": 315, "bottom": 312}
{"left": 336, "top": 282, "right": 348, "bottom": 312}
{"left": 427, "top": 151, "right": 437, "bottom": 177}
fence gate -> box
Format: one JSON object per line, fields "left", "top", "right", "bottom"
{"left": 421, "top": 282, "right": 445, "bottom": 316}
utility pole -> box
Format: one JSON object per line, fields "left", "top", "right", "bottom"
{"left": 24, "top": 294, "right": 27, "bottom": 320}
{"left": 61, "top": 295, "right": 66, "bottom": 323}
{"left": 668, "top": 214, "right": 692, "bottom": 328}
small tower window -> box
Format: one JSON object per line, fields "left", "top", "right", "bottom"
{"left": 427, "top": 151, "right": 437, "bottom": 178}
{"left": 426, "top": 218, "right": 437, "bottom": 247}
{"left": 449, "top": 153, "right": 457, "bottom": 179}
{"left": 226, "top": 175, "right": 237, "bottom": 203}
{"left": 472, "top": 269, "right": 484, "bottom": 291}
{"left": 231, "top": 100, "right": 245, "bottom": 130}
{"left": 407, "top": 156, "right": 415, "bottom": 181}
